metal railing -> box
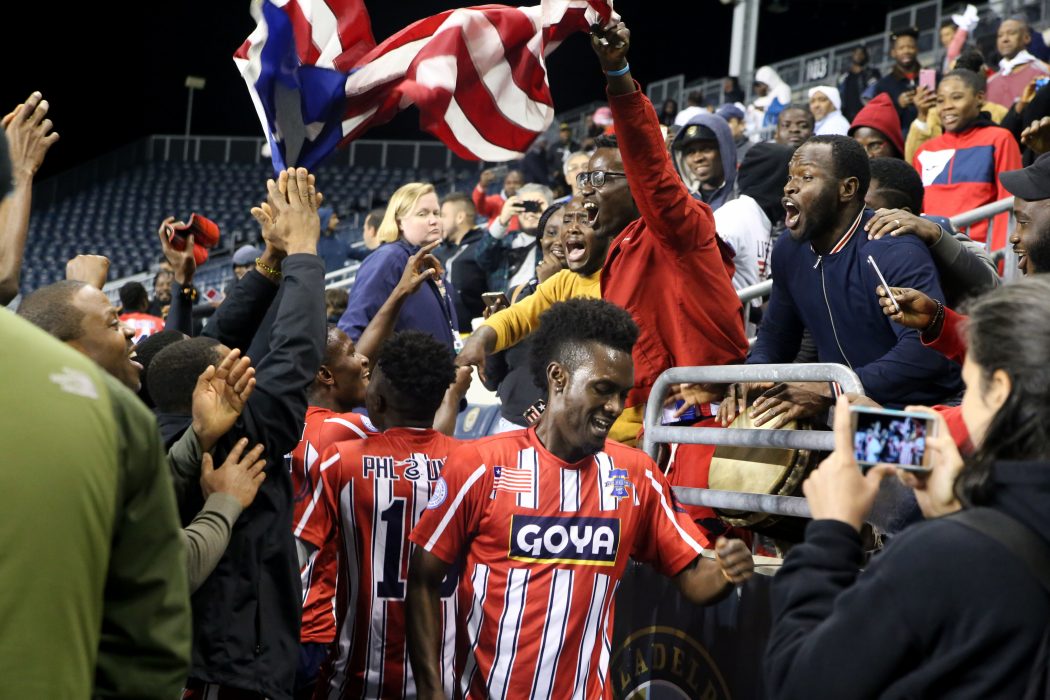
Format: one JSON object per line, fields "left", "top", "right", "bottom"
{"left": 148, "top": 134, "right": 481, "bottom": 173}
{"left": 646, "top": 363, "right": 864, "bottom": 518}
{"left": 651, "top": 0, "right": 1049, "bottom": 115}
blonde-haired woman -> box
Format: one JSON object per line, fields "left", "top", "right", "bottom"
{"left": 338, "top": 183, "right": 460, "bottom": 351}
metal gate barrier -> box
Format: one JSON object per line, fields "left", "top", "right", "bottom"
{"left": 644, "top": 363, "right": 865, "bottom": 520}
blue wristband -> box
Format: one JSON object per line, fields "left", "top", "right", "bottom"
{"left": 605, "top": 63, "right": 630, "bottom": 77}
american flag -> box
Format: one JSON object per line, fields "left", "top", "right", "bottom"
{"left": 493, "top": 464, "right": 535, "bottom": 494}
{"left": 234, "top": 0, "right": 615, "bottom": 172}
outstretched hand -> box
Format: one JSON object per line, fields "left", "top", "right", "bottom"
{"left": 157, "top": 216, "right": 197, "bottom": 285}
{"left": 191, "top": 348, "right": 256, "bottom": 453}
{"left": 3, "top": 91, "right": 59, "bottom": 184}
{"left": 201, "top": 438, "right": 267, "bottom": 509}
{"left": 589, "top": 21, "right": 630, "bottom": 72}
{"left": 265, "top": 168, "right": 322, "bottom": 256}
{"left": 396, "top": 240, "right": 443, "bottom": 297}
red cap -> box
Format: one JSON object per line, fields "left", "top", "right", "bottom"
{"left": 166, "top": 214, "right": 221, "bottom": 265}
{"left": 848, "top": 93, "right": 904, "bottom": 158}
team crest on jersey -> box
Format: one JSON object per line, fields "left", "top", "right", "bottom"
{"left": 426, "top": 477, "right": 448, "bottom": 510}
{"left": 509, "top": 515, "right": 620, "bottom": 566}
{"left": 604, "top": 468, "right": 633, "bottom": 501}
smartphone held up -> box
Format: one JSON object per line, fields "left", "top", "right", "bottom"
{"left": 850, "top": 405, "right": 935, "bottom": 472}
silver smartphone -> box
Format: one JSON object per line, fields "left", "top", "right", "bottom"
{"left": 867, "top": 254, "right": 901, "bottom": 313}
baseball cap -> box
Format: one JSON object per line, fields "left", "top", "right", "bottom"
{"left": 233, "top": 245, "right": 263, "bottom": 266}
{"left": 676, "top": 123, "right": 719, "bottom": 148}
{"left": 1000, "top": 152, "right": 1050, "bottom": 202}
{"left": 716, "top": 104, "right": 745, "bottom": 122}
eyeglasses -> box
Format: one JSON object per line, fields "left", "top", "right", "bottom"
{"left": 576, "top": 170, "right": 627, "bottom": 189}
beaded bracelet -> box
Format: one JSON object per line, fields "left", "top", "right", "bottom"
{"left": 606, "top": 63, "right": 630, "bottom": 77}
{"left": 921, "top": 299, "right": 945, "bottom": 339}
{"left": 255, "top": 257, "right": 282, "bottom": 280}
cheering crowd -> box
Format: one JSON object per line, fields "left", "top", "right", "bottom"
{"left": 3, "top": 8, "right": 1050, "bottom": 700}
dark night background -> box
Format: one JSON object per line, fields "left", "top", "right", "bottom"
{"left": 5, "top": 0, "right": 917, "bottom": 180}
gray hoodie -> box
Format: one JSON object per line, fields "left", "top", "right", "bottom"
{"left": 671, "top": 111, "right": 738, "bottom": 211}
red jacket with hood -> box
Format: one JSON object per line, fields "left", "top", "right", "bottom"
{"left": 603, "top": 84, "right": 748, "bottom": 408}
{"left": 848, "top": 92, "right": 905, "bottom": 157}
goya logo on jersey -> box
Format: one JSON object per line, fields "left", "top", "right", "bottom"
{"left": 509, "top": 515, "right": 620, "bottom": 566}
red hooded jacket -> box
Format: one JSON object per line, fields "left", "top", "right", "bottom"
{"left": 848, "top": 92, "right": 905, "bottom": 157}
{"left": 603, "top": 85, "right": 748, "bottom": 408}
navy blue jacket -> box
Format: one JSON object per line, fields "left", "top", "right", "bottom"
{"left": 338, "top": 239, "right": 459, "bottom": 351}
{"left": 749, "top": 208, "right": 962, "bottom": 406}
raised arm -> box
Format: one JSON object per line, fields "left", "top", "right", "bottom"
{"left": 591, "top": 22, "right": 719, "bottom": 254}
{"left": 158, "top": 217, "right": 199, "bottom": 335}
{"left": 202, "top": 200, "right": 283, "bottom": 351}
{"left": 238, "top": 168, "right": 326, "bottom": 457}
{"left": 0, "top": 92, "right": 59, "bottom": 304}
{"left": 356, "top": 240, "right": 443, "bottom": 361}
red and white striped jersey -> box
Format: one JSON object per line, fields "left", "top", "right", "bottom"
{"left": 298, "top": 428, "right": 463, "bottom": 699}
{"left": 290, "top": 406, "right": 378, "bottom": 644}
{"left": 409, "top": 427, "right": 711, "bottom": 700}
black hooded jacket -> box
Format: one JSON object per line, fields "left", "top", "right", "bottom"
{"left": 158, "top": 256, "right": 326, "bottom": 699}
{"left": 736, "top": 142, "right": 795, "bottom": 227}
{"left": 766, "top": 460, "right": 1050, "bottom": 699}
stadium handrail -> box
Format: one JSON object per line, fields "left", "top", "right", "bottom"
{"left": 645, "top": 363, "right": 865, "bottom": 519}
{"left": 648, "top": 0, "right": 1047, "bottom": 118}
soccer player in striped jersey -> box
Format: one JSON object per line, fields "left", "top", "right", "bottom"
{"left": 297, "top": 331, "right": 464, "bottom": 699}
{"left": 290, "top": 325, "right": 375, "bottom": 697}
{"left": 407, "top": 299, "right": 754, "bottom": 700}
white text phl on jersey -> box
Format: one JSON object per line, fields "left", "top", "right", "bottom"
{"left": 308, "top": 436, "right": 462, "bottom": 700}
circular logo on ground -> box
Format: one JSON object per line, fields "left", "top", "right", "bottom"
{"left": 427, "top": 477, "right": 448, "bottom": 509}
{"left": 612, "top": 626, "right": 731, "bottom": 700}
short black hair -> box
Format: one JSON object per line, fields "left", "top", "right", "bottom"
{"left": 592, "top": 134, "right": 619, "bottom": 151}
{"left": 942, "top": 68, "right": 986, "bottom": 93}
{"left": 374, "top": 331, "right": 455, "bottom": 420}
{"left": 954, "top": 48, "right": 986, "bottom": 73}
{"left": 17, "top": 280, "right": 90, "bottom": 341}
{"left": 805, "top": 134, "right": 871, "bottom": 201}
{"left": 779, "top": 105, "right": 814, "bottom": 127}
{"left": 890, "top": 27, "right": 919, "bottom": 43}
{"left": 940, "top": 18, "right": 958, "bottom": 30}
{"left": 528, "top": 298, "right": 639, "bottom": 391}
{"left": 134, "top": 329, "right": 187, "bottom": 408}
{"left": 119, "top": 282, "right": 150, "bottom": 313}
{"left": 869, "top": 157, "right": 925, "bottom": 213}
{"left": 148, "top": 337, "right": 221, "bottom": 414}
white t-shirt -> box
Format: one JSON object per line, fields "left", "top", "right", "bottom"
{"left": 712, "top": 195, "right": 774, "bottom": 292}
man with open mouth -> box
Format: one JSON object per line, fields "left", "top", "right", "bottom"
{"left": 407, "top": 298, "right": 753, "bottom": 700}
{"left": 738, "top": 135, "right": 962, "bottom": 412}
{"left": 457, "top": 19, "right": 749, "bottom": 446}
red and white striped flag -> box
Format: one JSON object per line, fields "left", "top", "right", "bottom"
{"left": 234, "top": 0, "right": 616, "bottom": 171}
{"left": 493, "top": 464, "right": 535, "bottom": 494}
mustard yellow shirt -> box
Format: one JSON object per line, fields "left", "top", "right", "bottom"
{"left": 483, "top": 269, "right": 601, "bottom": 351}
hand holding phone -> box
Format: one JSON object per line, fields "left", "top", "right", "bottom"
{"left": 919, "top": 68, "right": 937, "bottom": 92}
{"left": 481, "top": 291, "right": 510, "bottom": 315}
{"left": 867, "top": 255, "right": 900, "bottom": 313}
{"left": 851, "top": 405, "right": 935, "bottom": 472}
